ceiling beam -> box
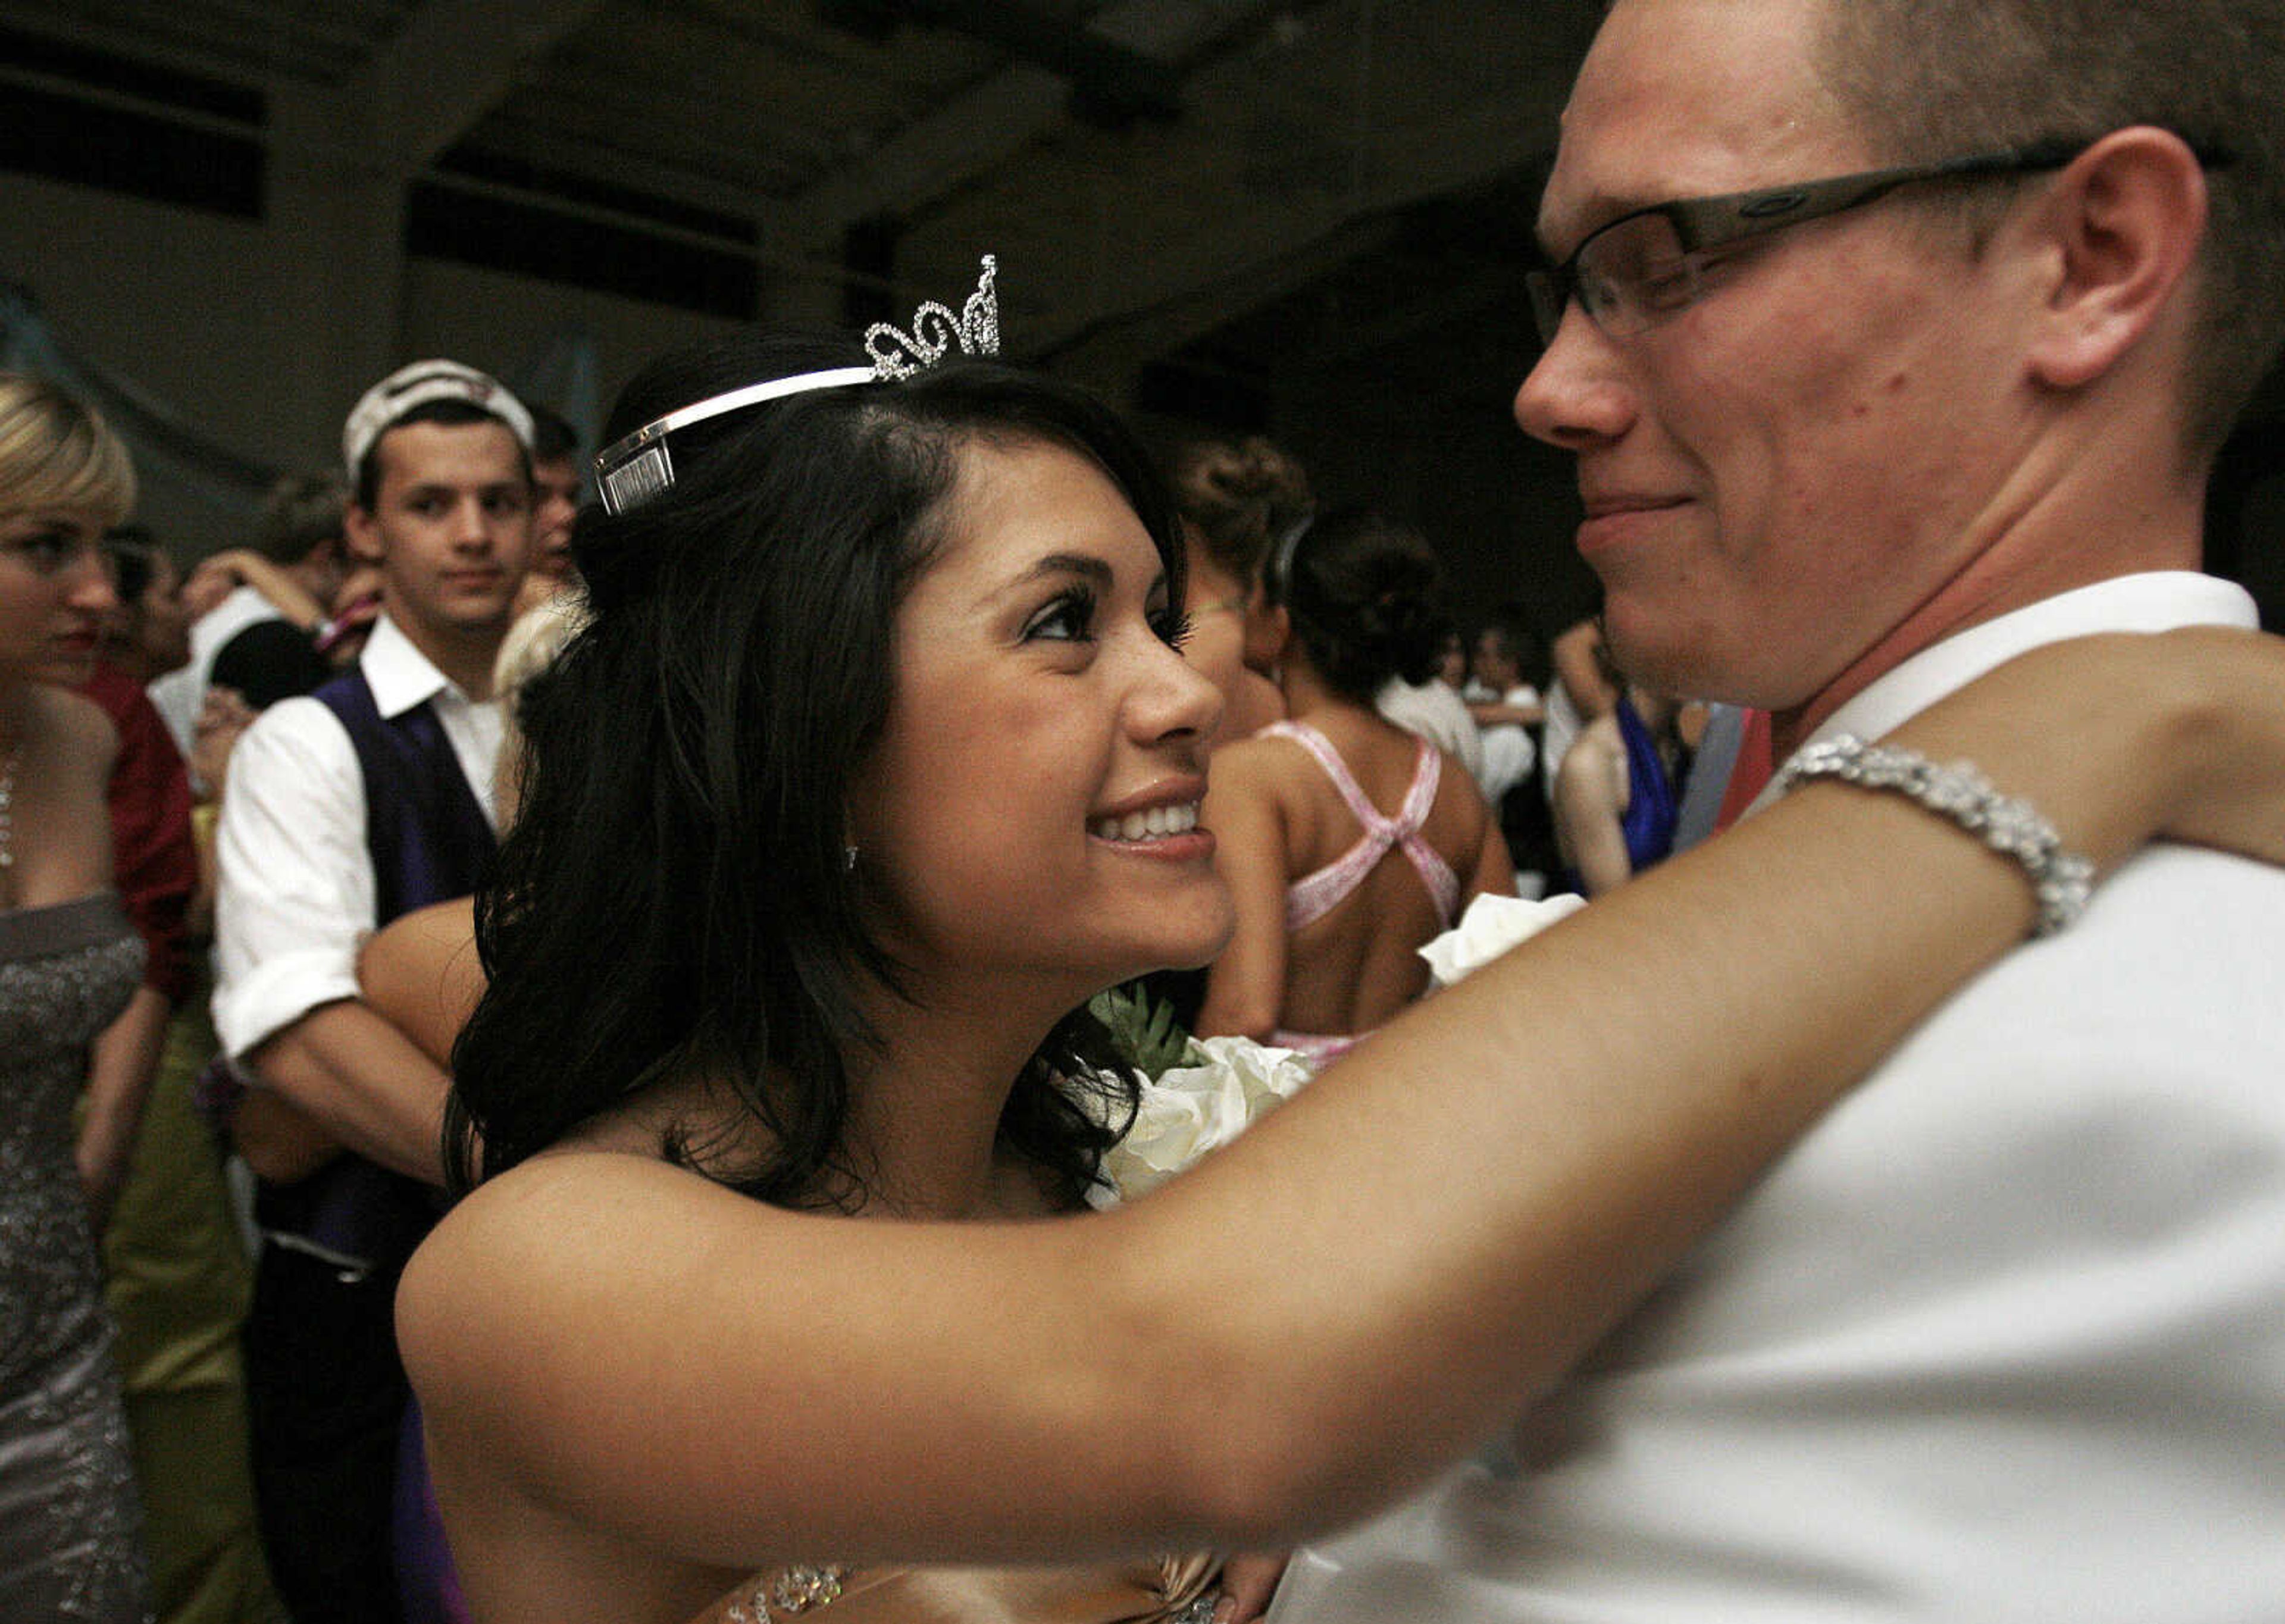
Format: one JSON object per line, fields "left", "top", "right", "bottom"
{"left": 820, "top": 0, "right": 1179, "bottom": 118}
{"left": 349, "top": 0, "right": 613, "bottom": 175}
{"left": 1022, "top": 143, "right": 1547, "bottom": 363}
{"left": 467, "top": 111, "right": 800, "bottom": 231}
{"left": 796, "top": 0, "right": 1281, "bottom": 236}
{"left": 1002, "top": 2, "right": 1580, "bottom": 376}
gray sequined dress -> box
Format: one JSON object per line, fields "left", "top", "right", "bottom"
{"left": 0, "top": 893, "right": 153, "bottom": 1623}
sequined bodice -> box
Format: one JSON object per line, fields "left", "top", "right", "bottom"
{"left": 0, "top": 894, "right": 143, "bottom": 1384}
{"left": 703, "top": 1553, "right": 1222, "bottom": 1623}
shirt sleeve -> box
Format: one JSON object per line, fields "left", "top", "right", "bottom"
{"left": 212, "top": 697, "right": 374, "bottom": 1059}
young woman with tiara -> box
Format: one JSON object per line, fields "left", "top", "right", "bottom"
{"left": 393, "top": 264, "right": 2285, "bottom": 1624}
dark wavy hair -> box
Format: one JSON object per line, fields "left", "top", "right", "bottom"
{"left": 1273, "top": 505, "right": 1450, "bottom": 705}
{"left": 446, "top": 332, "right": 1183, "bottom": 1210}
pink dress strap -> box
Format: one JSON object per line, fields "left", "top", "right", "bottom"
{"left": 1262, "top": 721, "right": 1463, "bottom": 933}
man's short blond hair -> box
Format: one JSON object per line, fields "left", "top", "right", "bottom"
{"left": 1816, "top": 0, "right": 2285, "bottom": 456}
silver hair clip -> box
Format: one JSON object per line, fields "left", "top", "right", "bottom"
{"left": 1264, "top": 509, "right": 1316, "bottom": 604}
{"left": 596, "top": 255, "right": 1002, "bottom": 516}
{"left": 594, "top": 367, "right": 875, "bottom": 515}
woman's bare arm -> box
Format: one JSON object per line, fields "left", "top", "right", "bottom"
{"left": 1551, "top": 621, "right": 1618, "bottom": 721}
{"left": 1194, "top": 742, "right": 1294, "bottom": 1042}
{"left": 401, "top": 628, "right": 2285, "bottom": 1588}
{"left": 1553, "top": 718, "right": 1632, "bottom": 894}
{"left": 75, "top": 984, "right": 170, "bottom": 1230}
{"left": 361, "top": 896, "right": 486, "bottom": 1071}
{"left": 186, "top": 549, "right": 327, "bottom": 631}
{"left": 1461, "top": 772, "right": 1518, "bottom": 903}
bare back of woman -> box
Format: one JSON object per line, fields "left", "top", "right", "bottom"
{"left": 1198, "top": 509, "right": 1510, "bottom": 1055}
{"left": 1213, "top": 706, "right": 1505, "bottom": 1041}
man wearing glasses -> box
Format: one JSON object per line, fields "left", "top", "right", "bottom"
{"left": 1270, "top": 0, "right": 2285, "bottom": 1619}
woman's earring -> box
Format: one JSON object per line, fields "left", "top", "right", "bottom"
{"left": 843, "top": 844, "right": 859, "bottom": 873}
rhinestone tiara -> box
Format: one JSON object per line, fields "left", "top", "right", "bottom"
{"left": 596, "top": 255, "right": 1001, "bottom": 515}
{"left": 865, "top": 252, "right": 998, "bottom": 380}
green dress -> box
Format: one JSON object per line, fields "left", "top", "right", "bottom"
{"left": 101, "top": 986, "right": 284, "bottom": 1624}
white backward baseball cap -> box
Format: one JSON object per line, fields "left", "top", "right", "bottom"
{"left": 342, "top": 359, "right": 536, "bottom": 476}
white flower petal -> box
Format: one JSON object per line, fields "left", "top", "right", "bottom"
{"left": 1095, "top": 1037, "right": 1320, "bottom": 1204}
{"left": 1418, "top": 892, "right": 1588, "bottom": 989}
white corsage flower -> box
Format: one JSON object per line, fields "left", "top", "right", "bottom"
{"left": 1417, "top": 891, "right": 1588, "bottom": 990}
{"left": 1090, "top": 1035, "right": 1316, "bottom": 1209}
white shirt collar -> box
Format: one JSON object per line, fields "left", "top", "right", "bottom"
{"left": 361, "top": 611, "right": 468, "bottom": 721}
{"left": 1745, "top": 571, "right": 2257, "bottom": 819}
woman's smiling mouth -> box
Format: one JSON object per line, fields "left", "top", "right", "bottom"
{"left": 1091, "top": 800, "right": 1201, "bottom": 843}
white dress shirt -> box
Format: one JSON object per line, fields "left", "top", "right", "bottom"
{"left": 1273, "top": 572, "right": 2285, "bottom": 1623}
{"left": 148, "top": 583, "right": 284, "bottom": 763}
{"left": 212, "top": 614, "right": 502, "bottom": 1060}
{"left": 1539, "top": 679, "right": 1582, "bottom": 808}
{"left": 1378, "top": 677, "right": 1486, "bottom": 784}
{"left": 1470, "top": 682, "right": 1542, "bottom": 803}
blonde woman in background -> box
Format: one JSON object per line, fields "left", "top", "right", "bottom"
{"left": 0, "top": 372, "right": 152, "bottom": 1621}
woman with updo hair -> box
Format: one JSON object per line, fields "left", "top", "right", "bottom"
{"left": 1165, "top": 436, "right": 1311, "bottom": 742}
{"left": 1194, "top": 506, "right": 1513, "bottom": 1064}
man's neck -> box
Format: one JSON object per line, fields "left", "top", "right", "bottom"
{"left": 383, "top": 605, "right": 508, "bottom": 702}
{"left": 1770, "top": 511, "right": 2205, "bottom": 761}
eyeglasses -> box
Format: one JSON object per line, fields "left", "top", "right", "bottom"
{"left": 1527, "top": 140, "right": 2106, "bottom": 347}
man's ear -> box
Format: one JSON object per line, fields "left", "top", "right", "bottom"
{"left": 343, "top": 505, "right": 386, "bottom": 567}
{"left": 2025, "top": 126, "right": 2208, "bottom": 392}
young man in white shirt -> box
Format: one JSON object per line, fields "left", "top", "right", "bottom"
{"left": 1272, "top": 0, "right": 2285, "bottom": 1618}
{"left": 214, "top": 359, "right": 534, "bottom": 1624}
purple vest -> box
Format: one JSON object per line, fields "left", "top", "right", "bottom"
{"left": 317, "top": 667, "right": 498, "bottom": 930}
{"left": 251, "top": 667, "right": 496, "bottom": 1273}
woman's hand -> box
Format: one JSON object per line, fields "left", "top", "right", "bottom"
{"left": 1889, "top": 627, "right": 2285, "bottom": 883}
{"left": 191, "top": 686, "right": 259, "bottom": 797}
{"left": 182, "top": 553, "right": 247, "bottom": 622}
{"left": 1213, "top": 1550, "right": 1289, "bottom": 1621}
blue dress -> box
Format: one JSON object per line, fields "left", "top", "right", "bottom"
{"left": 1613, "top": 695, "right": 1680, "bottom": 874}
